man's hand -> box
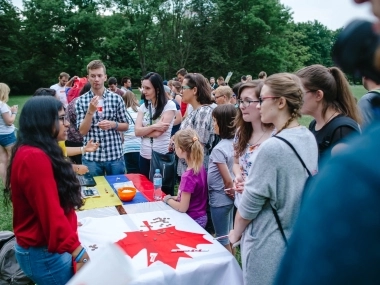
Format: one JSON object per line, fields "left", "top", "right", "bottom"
{"left": 88, "top": 96, "right": 99, "bottom": 114}
{"left": 98, "top": 120, "right": 116, "bottom": 130}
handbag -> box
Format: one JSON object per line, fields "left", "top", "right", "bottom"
{"left": 147, "top": 101, "right": 176, "bottom": 189}
{"left": 270, "top": 135, "right": 312, "bottom": 246}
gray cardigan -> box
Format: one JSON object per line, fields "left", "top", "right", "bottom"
{"left": 239, "top": 127, "right": 318, "bottom": 285}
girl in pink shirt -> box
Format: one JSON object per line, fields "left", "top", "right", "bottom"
{"left": 163, "top": 129, "right": 208, "bottom": 228}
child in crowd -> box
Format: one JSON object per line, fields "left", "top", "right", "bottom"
{"left": 208, "top": 105, "right": 236, "bottom": 252}
{"left": 163, "top": 129, "right": 208, "bottom": 228}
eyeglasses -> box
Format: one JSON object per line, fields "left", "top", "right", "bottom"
{"left": 58, "top": 115, "right": 68, "bottom": 124}
{"left": 238, "top": 99, "right": 259, "bottom": 107}
{"left": 181, "top": 85, "right": 192, "bottom": 90}
{"left": 258, "top": 96, "right": 278, "bottom": 105}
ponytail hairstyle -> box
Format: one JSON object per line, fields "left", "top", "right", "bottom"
{"left": 264, "top": 73, "right": 304, "bottom": 135}
{"left": 184, "top": 73, "right": 212, "bottom": 105}
{"left": 174, "top": 129, "right": 204, "bottom": 174}
{"left": 296, "top": 64, "right": 361, "bottom": 124}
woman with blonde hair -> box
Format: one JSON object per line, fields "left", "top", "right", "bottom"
{"left": 229, "top": 73, "right": 318, "bottom": 285}
{"left": 296, "top": 64, "right": 361, "bottom": 160}
{"left": 122, "top": 90, "right": 141, "bottom": 173}
{"left": 0, "top": 83, "right": 18, "bottom": 184}
{"left": 164, "top": 129, "right": 208, "bottom": 228}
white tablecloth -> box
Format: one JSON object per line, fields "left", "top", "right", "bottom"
{"left": 77, "top": 209, "right": 243, "bottom": 285}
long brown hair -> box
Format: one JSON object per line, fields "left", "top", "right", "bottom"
{"left": 234, "top": 81, "right": 271, "bottom": 157}
{"left": 296, "top": 64, "right": 361, "bottom": 124}
{"left": 264, "top": 73, "right": 304, "bottom": 134}
{"left": 122, "top": 90, "right": 140, "bottom": 112}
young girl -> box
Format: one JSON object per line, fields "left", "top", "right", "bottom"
{"left": 163, "top": 129, "right": 208, "bottom": 228}
{"left": 208, "top": 104, "right": 236, "bottom": 252}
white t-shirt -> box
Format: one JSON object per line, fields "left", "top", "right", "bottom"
{"left": 0, "top": 102, "right": 15, "bottom": 135}
{"left": 50, "top": 83, "right": 68, "bottom": 107}
{"left": 138, "top": 100, "right": 176, "bottom": 159}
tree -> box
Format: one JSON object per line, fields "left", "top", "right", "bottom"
{"left": 0, "top": 0, "right": 24, "bottom": 93}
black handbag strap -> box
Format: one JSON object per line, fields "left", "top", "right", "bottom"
{"left": 269, "top": 135, "right": 312, "bottom": 246}
{"left": 273, "top": 136, "right": 311, "bottom": 176}
{"left": 270, "top": 206, "right": 288, "bottom": 246}
{"left": 126, "top": 110, "right": 135, "bottom": 125}
{"left": 148, "top": 101, "right": 153, "bottom": 148}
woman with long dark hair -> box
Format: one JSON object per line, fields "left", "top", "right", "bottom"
{"left": 296, "top": 65, "right": 361, "bottom": 160}
{"left": 4, "top": 96, "right": 90, "bottom": 284}
{"left": 177, "top": 73, "right": 215, "bottom": 176}
{"left": 135, "top": 72, "right": 176, "bottom": 181}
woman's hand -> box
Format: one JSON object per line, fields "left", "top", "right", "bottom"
{"left": 98, "top": 120, "right": 115, "bottom": 130}
{"left": 153, "top": 119, "right": 170, "bottom": 132}
{"left": 228, "top": 229, "right": 241, "bottom": 245}
{"left": 234, "top": 175, "right": 245, "bottom": 194}
{"left": 84, "top": 139, "right": 99, "bottom": 153}
{"left": 163, "top": 195, "right": 172, "bottom": 204}
{"left": 75, "top": 164, "right": 89, "bottom": 175}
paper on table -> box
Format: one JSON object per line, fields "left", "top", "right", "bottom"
{"left": 67, "top": 243, "right": 136, "bottom": 285}
{"left": 123, "top": 201, "right": 171, "bottom": 214}
{"left": 80, "top": 176, "right": 122, "bottom": 210}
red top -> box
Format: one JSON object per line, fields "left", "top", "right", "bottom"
{"left": 180, "top": 101, "right": 188, "bottom": 116}
{"left": 11, "top": 146, "right": 80, "bottom": 254}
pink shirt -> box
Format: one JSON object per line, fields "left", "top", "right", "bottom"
{"left": 178, "top": 167, "right": 208, "bottom": 220}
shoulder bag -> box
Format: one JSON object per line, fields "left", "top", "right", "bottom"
{"left": 271, "top": 135, "right": 312, "bottom": 246}
{"left": 148, "top": 101, "right": 176, "bottom": 189}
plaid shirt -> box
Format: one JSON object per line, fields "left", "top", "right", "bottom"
{"left": 76, "top": 89, "right": 129, "bottom": 162}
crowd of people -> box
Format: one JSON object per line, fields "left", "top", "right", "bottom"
{"left": 3, "top": 0, "right": 380, "bottom": 282}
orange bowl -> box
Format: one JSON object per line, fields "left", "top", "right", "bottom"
{"left": 117, "top": 186, "right": 136, "bottom": 202}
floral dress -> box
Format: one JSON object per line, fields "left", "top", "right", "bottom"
{"left": 177, "top": 105, "right": 215, "bottom": 176}
{"left": 234, "top": 136, "right": 261, "bottom": 208}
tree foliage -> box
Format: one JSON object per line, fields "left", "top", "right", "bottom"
{"left": 1, "top": 0, "right": 341, "bottom": 94}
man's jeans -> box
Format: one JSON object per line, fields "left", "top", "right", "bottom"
{"left": 82, "top": 157, "right": 125, "bottom": 176}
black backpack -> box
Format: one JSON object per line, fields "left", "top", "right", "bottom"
{"left": 0, "top": 231, "right": 32, "bottom": 285}
{"left": 309, "top": 115, "right": 360, "bottom": 156}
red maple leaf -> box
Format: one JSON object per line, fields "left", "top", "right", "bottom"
{"left": 116, "top": 221, "right": 212, "bottom": 269}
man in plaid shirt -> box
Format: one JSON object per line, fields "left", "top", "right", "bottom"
{"left": 76, "top": 60, "right": 129, "bottom": 175}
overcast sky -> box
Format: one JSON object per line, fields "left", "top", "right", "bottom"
{"left": 11, "top": 0, "right": 376, "bottom": 30}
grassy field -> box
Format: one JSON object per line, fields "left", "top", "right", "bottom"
{"left": 0, "top": 85, "right": 368, "bottom": 232}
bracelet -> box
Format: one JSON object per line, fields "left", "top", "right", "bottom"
{"left": 113, "top": 121, "right": 119, "bottom": 130}
{"left": 80, "top": 146, "right": 85, "bottom": 156}
{"left": 87, "top": 111, "right": 94, "bottom": 116}
{"left": 74, "top": 247, "right": 86, "bottom": 263}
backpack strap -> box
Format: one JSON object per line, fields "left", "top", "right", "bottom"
{"left": 315, "top": 116, "right": 360, "bottom": 151}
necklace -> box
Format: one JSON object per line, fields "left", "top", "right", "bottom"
{"left": 324, "top": 111, "right": 338, "bottom": 126}
{"left": 250, "top": 130, "right": 268, "bottom": 146}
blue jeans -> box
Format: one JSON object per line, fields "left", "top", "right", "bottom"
{"left": 14, "top": 243, "right": 73, "bottom": 285}
{"left": 0, "top": 131, "right": 16, "bottom": 147}
{"left": 210, "top": 204, "right": 234, "bottom": 245}
{"left": 124, "top": 152, "right": 140, "bottom": 174}
{"left": 82, "top": 157, "right": 125, "bottom": 176}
